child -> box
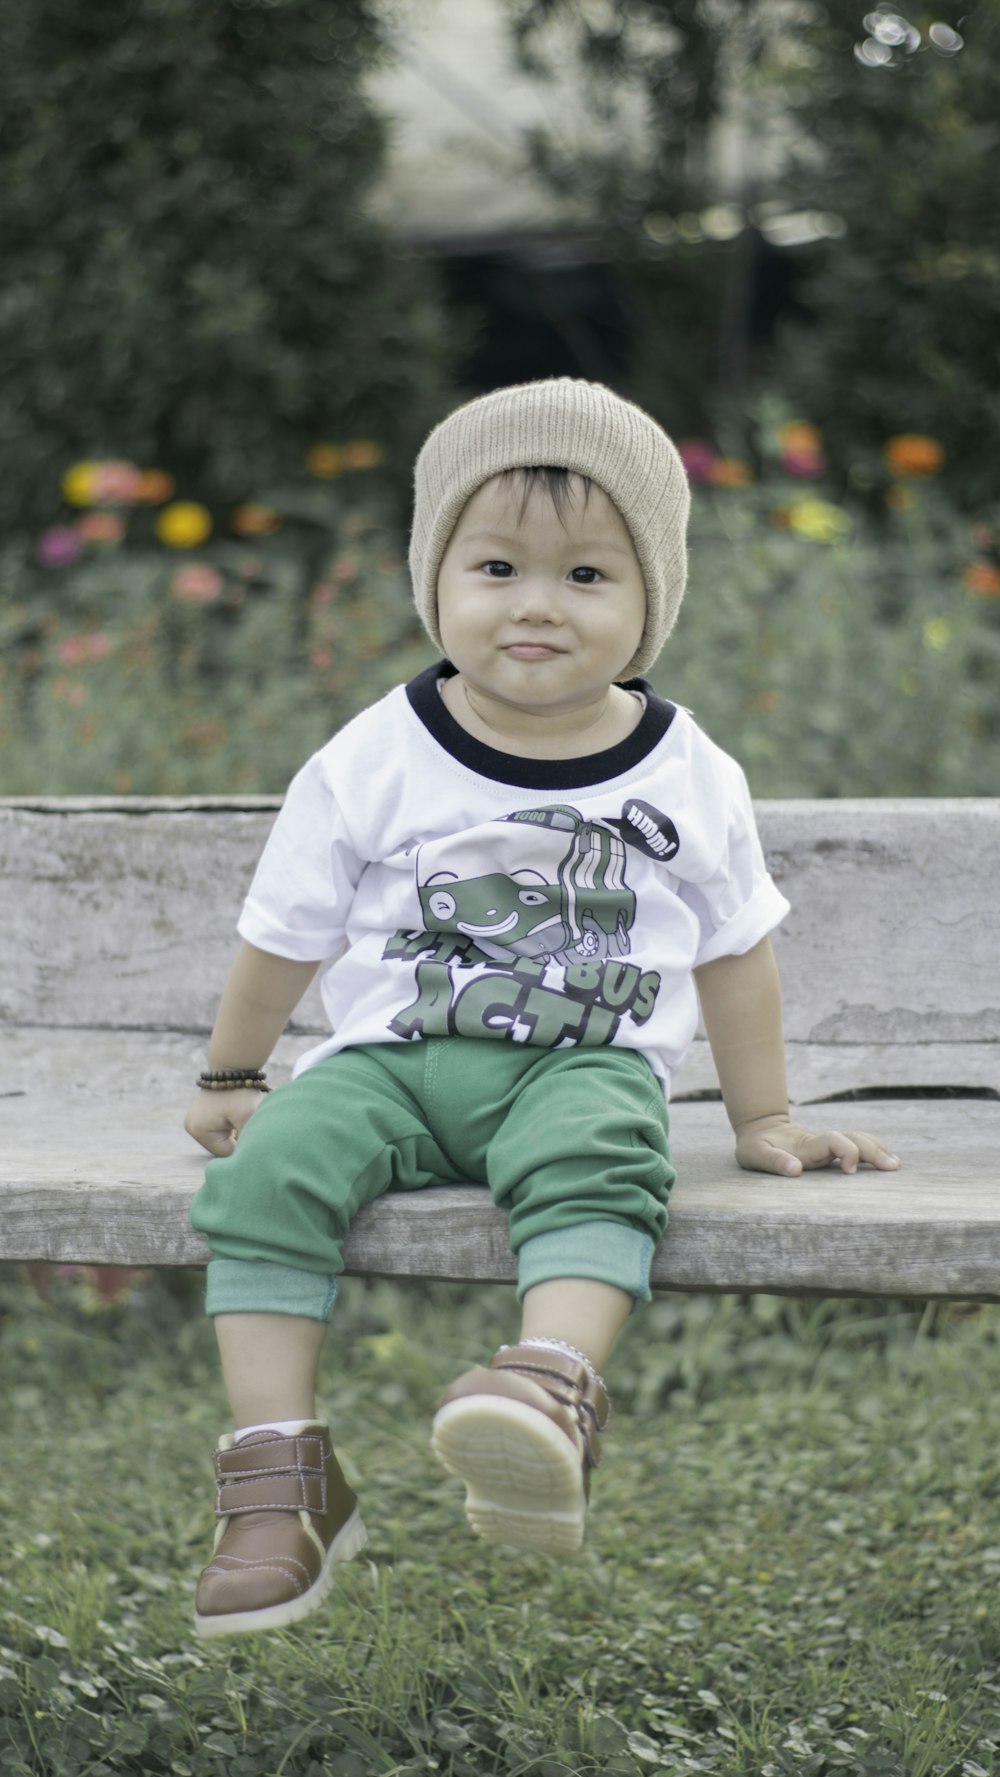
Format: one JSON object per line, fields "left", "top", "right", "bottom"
{"left": 184, "top": 377, "right": 899, "bottom": 1640}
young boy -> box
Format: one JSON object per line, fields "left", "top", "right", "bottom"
{"left": 184, "top": 377, "right": 899, "bottom": 1640}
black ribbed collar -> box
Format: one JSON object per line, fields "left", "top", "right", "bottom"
{"left": 405, "top": 660, "right": 677, "bottom": 789}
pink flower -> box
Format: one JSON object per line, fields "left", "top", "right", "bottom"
{"left": 36, "top": 526, "right": 84, "bottom": 567}
{"left": 331, "top": 558, "right": 358, "bottom": 583}
{"left": 90, "top": 461, "right": 145, "bottom": 503}
{"left": 56, "top": 632, "right": 112, "bottom": 664}
{"left": 677, "top": 440, "right": 719, "bottom": 485}
{"left": 781, "top": 447, "right": 826, "bottom": 479}
{"left": 171, "top": 564, "right": 224, "bottom": 604}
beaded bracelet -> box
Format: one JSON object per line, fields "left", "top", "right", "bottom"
{"left": 197, "top": 1069, "right": 270, "bottom": 1093}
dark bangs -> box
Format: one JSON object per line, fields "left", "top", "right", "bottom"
{"left": 496, "top": 466, "right": 594, "bottom": 527}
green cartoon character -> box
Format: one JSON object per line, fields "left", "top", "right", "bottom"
{"left": 416, "top": 805, "right": 635, "bottom": 966}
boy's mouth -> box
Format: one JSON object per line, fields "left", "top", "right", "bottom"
{"left": 504, "top": 643, "right": 563, "bottom": 659}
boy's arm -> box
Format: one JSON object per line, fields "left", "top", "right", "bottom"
{"left": 694, "top": 937, "right": 900, "bottom": 1176}
{"left": 184, "top": 940, "right": 324, "bottom": 1158}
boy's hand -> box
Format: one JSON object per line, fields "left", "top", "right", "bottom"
{"left": 184, "top": 1088, "right": 266, "bottom": 1158}
{"left": 735, "top": 1114, "right": 900, "bottom": 1178}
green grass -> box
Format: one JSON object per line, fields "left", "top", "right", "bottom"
{"left": 2, "top": 1269, "right": 1000, "bottom": 1776}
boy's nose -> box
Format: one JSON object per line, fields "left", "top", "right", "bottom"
{"left": 509, "top": 580, "right": 563, "bottom": 621}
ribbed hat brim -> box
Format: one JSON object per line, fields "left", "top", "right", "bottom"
{"left": 408, "top": 378, "right": 690, "bottom": 679}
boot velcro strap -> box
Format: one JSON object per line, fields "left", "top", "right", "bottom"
{"left": 214, "top": 1434, "right": 328, "bottom": 1518}
{"left": 490, "top": 1347, "right": 611, "bottom": 1468}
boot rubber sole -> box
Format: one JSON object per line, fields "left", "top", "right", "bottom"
{"left": 432, "top": 1396, "right": 586, "bottom": 1554}
{"left": 193, "top": 1507, "right": 368, "bottom": 1639}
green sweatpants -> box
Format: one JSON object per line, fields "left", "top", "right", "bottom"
{"left": 189, "top": 1037, "right": 675, "bottom": 1320}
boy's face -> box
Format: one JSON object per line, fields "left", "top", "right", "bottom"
{"left": 437, "top": 474, "right": 646, "bottom": 718}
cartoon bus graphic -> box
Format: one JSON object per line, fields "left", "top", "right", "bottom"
{"left": 416, "top": 805, "right": 635, "bottom": 968}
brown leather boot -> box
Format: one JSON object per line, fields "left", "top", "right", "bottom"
{"left": 431, "top": 1343, "right": 611, "bottom": 1555}
{"left": 194, "top": 1424, "right": 367, "bottom": 1639}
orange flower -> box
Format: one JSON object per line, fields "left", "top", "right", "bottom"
{"left": 708, "top": 458, "right": 753, "bottom": 487}
{"left": 963, "top": 561, "right": 1000, "bottom": 598}
{"left": 76, "top": 512, "right": 126, "bottom": 544}
{"left": 883, "top": 435, "right": 944, "bottom": 477}
{"left": 306, "top": 444, "right": 344, "bottom": 478}
{"left": 134, "top": 470, "right": 177, "bottom": 505}
{"left": 777, "top": 421, "right": 822, "bottom": 454}
{"left": 341, "top": 439, "right": 384, "bottom": 470}
{"left": 231, "top": 504, "right": 282, "bottom": 536}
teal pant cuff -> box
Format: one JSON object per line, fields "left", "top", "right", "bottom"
{"left": 205, "top": 1258, "right": 339, "bottom": 1322}
{"left": 514, "top": 1220, "right": 655, "bottom": 1307}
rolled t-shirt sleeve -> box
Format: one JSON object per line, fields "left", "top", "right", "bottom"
{"left": 237, "top": 754, "right": 363, "bottom": 961}
{"left": 677, "top": 763, "right": 790, "bottom": 968}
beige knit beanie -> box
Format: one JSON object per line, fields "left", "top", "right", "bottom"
{"left": 409, "top": 377, "right": 690, "bottom": 679}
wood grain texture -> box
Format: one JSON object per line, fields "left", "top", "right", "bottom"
{"left": 1, "top": 1086, "right": 997, "bottom": 1297}
{"left": 2, "top": 798, "right": 997, "bottom": 1294}
{"left": 3, "top": 801, "right": 998, "bottom": 1072}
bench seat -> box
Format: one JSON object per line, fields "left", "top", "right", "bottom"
{"left": 3, "top": 797, "right": 997, "bottom": 1300}
{"left": 3, "top": 1029, "right": 997, "bottom": 1298}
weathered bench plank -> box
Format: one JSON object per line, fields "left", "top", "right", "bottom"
{"left": 2, "top": 1080, "right": 997, "bottom": 1297}
{"left": 2, "top": 800, "right": 998, "bottom": 1097}
{"left": 2, "top": 797, "right": 997, "bottom": 1299}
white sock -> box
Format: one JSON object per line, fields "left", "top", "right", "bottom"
{"left": 234, "top": 1417, "right": 321, "bottom": 1442}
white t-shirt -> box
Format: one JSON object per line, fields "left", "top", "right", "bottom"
{"left": 238, "top": 662, "right": 790, "bottom": 1099}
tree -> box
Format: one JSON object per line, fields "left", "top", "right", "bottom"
{"left": 507, "top": 0, "right": 1000, "bottom": 505}
{"left": 0, "top": 0, "right": 462, "bottom": 538}
{"left": 766, "top": 0, "right": 1000, "bottom": 507}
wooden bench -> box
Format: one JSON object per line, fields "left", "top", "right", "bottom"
{"left": 2, "top": 797, "right": 998, "bottom": 1299}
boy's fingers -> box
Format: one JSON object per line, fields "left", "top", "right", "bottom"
{"left": 736, "top": 1135, "right": 803, "bottom": 1176}
{"left": 809, "top": 1130, "right": 861, "bottom": 1173}
{"left": 843, "top": 1131, "right": 901, "bottom": 1170}
{"left": 800, "top": 1130, "right": 901, "bottom": 1174}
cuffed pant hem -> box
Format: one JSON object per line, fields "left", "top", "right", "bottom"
{"left": 514, "top": 1220, "right": 656, "bottom": 1307}
{"left": 204, "top": 1257, "right": 339, "bottom": 1322}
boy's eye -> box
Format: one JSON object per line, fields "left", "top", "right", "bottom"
{"left": 482, "top": 560, "right": 514, "bottom": 577}
{"left": 569, "top": 566, "right": 602, "bottom": 585}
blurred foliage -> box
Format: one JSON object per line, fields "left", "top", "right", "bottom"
{"left": 1, "top": 397, "right": 996, "bottom": 796}
{"left": 656, "top": 396, "right": 1000, "bottom": 796}
{"left": 0, "top": 0, "right": 467, "bottom": 542}
{"left": 507, "top": 0, "right": 1000, "bottom": 511}
{"left": 765, "top": 0, "right": 1000, "bottom": 512}
{"left": 0, "top": 447, "right": 436, "bottom": 795}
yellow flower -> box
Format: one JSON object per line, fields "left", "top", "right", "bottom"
{"left": 156, "top": 502, "right": 213, "bottom": 548}
{"left": 923, "top": 617, "right": 952, "bottom": 652}
{"left": 61, "top": 461, "right": 102, "bottom": 506}
{"left": 785, "top": 499, "right": 851, "bottom": 543}
{"left": 306, "top": 443, "right": 344, "bottom": 478}
{"left": 884, "top": 435, "right": 944, "bottom": 477}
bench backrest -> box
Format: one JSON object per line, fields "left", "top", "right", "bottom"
{"left": 2, "top": 797, "right": 997, "bottom": 1099}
